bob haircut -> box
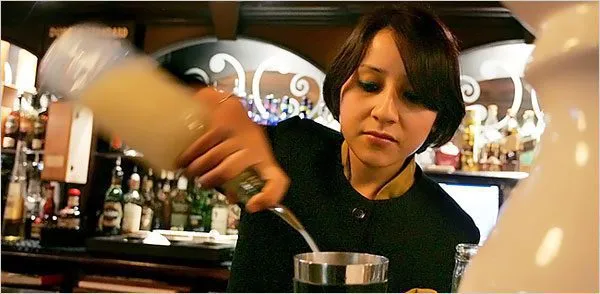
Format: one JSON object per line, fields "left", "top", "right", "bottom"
{"left": 322, "top": 4, "right": 465, "bottom": 153}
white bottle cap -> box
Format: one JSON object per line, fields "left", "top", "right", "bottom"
{"left": 177, "top": 176, "right": 188, "bottom": 190}
{"left": 130, "top": 172, "right": 141, "bottom": 183}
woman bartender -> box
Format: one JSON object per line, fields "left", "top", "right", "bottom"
{"left": 174, "top": 4, "right": 479, "bottom": 293}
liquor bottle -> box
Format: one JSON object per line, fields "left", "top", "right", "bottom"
{"left": 519, "top": 110, "right": 537, "bottom": 139}
{"left": 263, "top": 94, "right": 273, "bottom": 123}
{"left": 49, "top": 181, "right": 61, "bottom": 216}
{"left": 268, "top": 98, "right": 280, "bottom": 126}
{"left": 100, "top": 157, "right": 124, "bottom": 235}
{"left": 24, "top": 154, "right": 43, "bottom": 239}
{"left": 227, "top": 204, "right": 242, "bottom": 235}
{"left": 519, "top": 110, "right": 538, "bottom": 172}
{"left": 487, "top": 143, "right": 503, "bottom": 172}
{"left": 18, "top": 96, "right": 36, "bottom": 148}
{"left": 122, "top": 167, "right": 142, "bottom": 234}
{"left": 31, "top": 94, "right": 49, "bottom": 150}
{"left": 482, "top": 104, "right": 502, "bottom": 145}
{"left": 280, "top": 96, "right": 290, "bottom": 121}
{"left": 247, "top": 95, "right": 262, "bottom": 124}
{"left": 503, "top": 109, "right": 520, "bottom": 136}
{"left": 211, "top": 194, "right": 229, "bottom": 235}
{"left": 2, "top": 141, "right": 27, "bottom": 241}
{"left": 170, "top": 176, "right": 189, "bottom": 231}
{"left": 161, "top": 171, "right": 174, "bottom": 229}
{"left": 40, "top": 183, "right": 57, "bottom": 229}
{"left": 57, "top": 188, "right": 81, "bottom": 230}
{"left": 140, "top": 168, "right": 155, "bottom": 231}
{"left": 298, "top": 97, "right": 308, "bottom": 119}
{"left": 501, "top": 109, "right": 520, "bottom": 171}
{"left": 152, "top": 170, "right": 167, "bottom": 230}
{"left": 187, "top": 177, "right": 212, "bottom": 232}
{"left": 202, "top": 191, "right": 214, "bottom": 233}
{"left": 478, "top": 143, "right": 490, "bottom": 172}
{"left": 2, "top": 98, "right": 21, "bottom": 150}
{"left": 460, "top": 109, "right": 480, "bottom": 171}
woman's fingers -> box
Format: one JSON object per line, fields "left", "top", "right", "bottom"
{"left": 198, "top": 147, "right": 260, "bottom": 188}
{"left": 184, "top": 139, "right": 243, "bottom": 179}
{"left": 175, "top": 126, "right": 230, "bottom": 168}
{"left": 192, "top": 149, "right": 289, "bottom": 213}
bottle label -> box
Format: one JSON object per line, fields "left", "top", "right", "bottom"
{"left": 140, "top": 207, "right": 153, "bottom": 231}
{"left": 57, "top": 217, "right": 80, "bottom": 229}
{"left": 211, "top": 207, "right": 228, "bottom": 235}
{"left": 33, "top": 121, "right": 44, "bottom": 133}
{"left": 189, "top": 214, "right": 203, "bottom": 228}
{"left": 31, "top": 139, "right": 43, "bottom": 150}
{"left": 144, "top": 181, "right": 153, "bottom": 191}
{"left": 505, "top": 134, "right": 520, "bottom": 151}
{"left": 122, "top": 203, "right": 142, "bottom": 233}
{"left": 30, "top": 222, "right": 43, "bottom": 239}
{"left": 2, "top": 137, "right": 16, "bottom": 148}
{"left": 102, "top": 201, "right": 123, "bottom": 229}
{"left": 157, "top": 190, "right": 167, "bottom": 202}
{"left": 19, "top": 119, "right": 32, "bottom": 133}
{"left": 5, "top": 119, "right": 18, "bottom": 134}
{"left": 67, "top": 196, "right": 80, "bottom": 207}
{"left": 4, "top": 183, "right": 24, "bottom": 221}
{"left": 228, "top": 204, "right": 241, "bottom": 230}
{"left": 171, "top": 202, "right": 189, "bottom": 214}
{"left": 170, "top": 213, "right": 187, "bottom": 229}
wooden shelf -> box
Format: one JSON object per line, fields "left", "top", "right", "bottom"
{"left": 1, "top": 148, "right": 44, "bottom": 156}
{"left": 93, "top": 151, "right": 144, "bottom": 159}
{"left": 2, "top": 245, "right": 230, "bottom": 292}
{"left": 424, "top": 169, "right": 529, "bottom": 180}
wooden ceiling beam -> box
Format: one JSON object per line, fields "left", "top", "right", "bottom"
{"left": 209, "top": 1, "right": 240, "bottom": 40}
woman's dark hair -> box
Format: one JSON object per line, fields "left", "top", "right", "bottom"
{"left": 322, "top": 4, "right": 465, "bottom": 153}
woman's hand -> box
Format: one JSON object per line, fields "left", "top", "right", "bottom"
{"left": 175, "top": 87, "right": 290, "bottom": 213}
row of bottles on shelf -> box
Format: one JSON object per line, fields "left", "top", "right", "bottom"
{"left": 98, "top": 157, "right": 241, "bottom": 236}
{"left": 2, "top": 93, "right": 53, "bottom": 151}
{"left": 237, "top": 93, "right": 314, "bottom": 126}
{"left": 2, "top": 141, "right": 80, "bottom": 241}
{"left": 227, "top": 78, "right": 315, "bottom": 126}
{"left": 420, "top": 105, "right": 544, "bottom": 173}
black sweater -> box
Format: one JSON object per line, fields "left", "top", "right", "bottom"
{"left": 227, "top": 117, "right": 480, "bottom": 293}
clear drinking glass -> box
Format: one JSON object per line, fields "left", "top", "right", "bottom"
{"left": 451, "top": 243, "right": 479, "bottom": 292}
